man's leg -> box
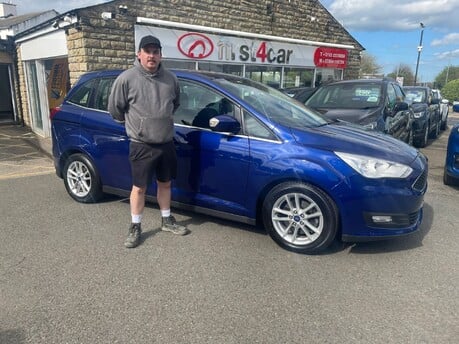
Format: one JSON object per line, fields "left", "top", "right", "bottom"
{"left": 157, "top": 180, "right": 188, "bottom": 235}
{"left": 125, "top": 185, "right": 146, "bottom": 248}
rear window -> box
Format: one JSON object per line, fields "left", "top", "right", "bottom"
{"left": 306, "top": 82, "right": 382, "bottom": 109}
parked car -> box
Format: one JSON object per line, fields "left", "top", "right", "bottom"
{"left": 303, "top": 78, "right": 414, "bottom": 145}
{"left": 281, "top": 86, "right": 316, "bottom": 102}
{"left": 443, "top": 123, "right": 459, "bottom": 186}
{"left": 432, "top": 89, "right": 449, "bottom": 130}
{"left": 403, "top": 86, "right": 441, "bottom": 148}
{"left": 453, "top": 101, "right": 459, "bottom": 112}
{"left": 50, "top": 70, "right": 428, "bottom": 254}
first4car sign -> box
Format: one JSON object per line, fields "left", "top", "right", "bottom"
{"left": 136, "top": 25, "right": 349, "bottom": 69}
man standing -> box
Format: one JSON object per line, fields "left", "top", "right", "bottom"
{"left": 108, "top": 35, "right": 189, "bottom": 248}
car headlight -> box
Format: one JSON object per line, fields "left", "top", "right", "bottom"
{"left": 335, "top": 152, "right": 413, "bottom": 178}
{"left": 413, "top": 111, "right": 425, "bottom": 119}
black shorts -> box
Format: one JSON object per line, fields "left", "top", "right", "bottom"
{"left": 129, "top": 141, "right": 177, "bottom": 187}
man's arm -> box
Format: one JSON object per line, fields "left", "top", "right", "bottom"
{"left": 108, "top": 77, "right": 127, "bottom": 123}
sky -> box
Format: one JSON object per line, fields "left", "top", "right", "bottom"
{"left": 11, "top": 0, "right": 459, "bottom": 83}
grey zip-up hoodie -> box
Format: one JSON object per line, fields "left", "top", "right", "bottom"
{"left": 108, "top": 62, "right": 180, "bottom": 144}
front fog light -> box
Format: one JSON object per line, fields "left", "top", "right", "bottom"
{"left": 372, "top": 215, "right": 393, "bottom": 223}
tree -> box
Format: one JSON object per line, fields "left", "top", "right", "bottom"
{"left": 434, "top": 65, "right": 459, "bottom": 90}
{"left": 359, "top": 52, "right": 382, "bottom": 77}
{"left": 387, "top": 64, "right": 415, "bottom": 85}
{"left": 440, "top": 79, "right": 459, "bottom": 102}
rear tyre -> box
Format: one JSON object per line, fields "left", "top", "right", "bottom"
{"left": 262, "top": 182, "right": 339, "bottom": 254}
{"left": 63, "top": 153, "right": 103, "bottom": 203}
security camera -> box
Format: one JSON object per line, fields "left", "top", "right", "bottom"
{"left": 52, "top": 20, "right": 59, "bottom": 28}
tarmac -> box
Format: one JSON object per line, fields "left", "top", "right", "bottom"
{"left": 0, "top": 123, "right": 54, "bottom": 180}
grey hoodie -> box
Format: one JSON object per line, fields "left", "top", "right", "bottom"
{"left": 108, "top": 63, "right": 180, "bottom": 144}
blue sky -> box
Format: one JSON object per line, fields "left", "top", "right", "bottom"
{"left": 14, "top": 0, "right": 459, "bottom": 82}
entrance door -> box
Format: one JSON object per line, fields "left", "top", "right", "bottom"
{"left": 0, "top": 64, "right": 14, "bottom": 123}
{"left": 25, "top": 60, "right": 50, "bottom": 137}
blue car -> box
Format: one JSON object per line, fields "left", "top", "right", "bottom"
{"left": 443, "top": 123, "right": 459, "bottom": 185}
{"left": 50, "top": 70, "right": 428, "bottom": 254}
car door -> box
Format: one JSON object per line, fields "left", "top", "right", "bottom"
{"left": 172, "top": 79, "right": 251, "bottom": 216}
{"left": 78, "top": 76, "right": 132, "bottom": 192}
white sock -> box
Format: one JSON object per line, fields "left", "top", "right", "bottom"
{"left": 132, "top": 214, "right": 142, "bottom": 224}
{"left": 160, "top": 209, "right": 171, "bottom": 218}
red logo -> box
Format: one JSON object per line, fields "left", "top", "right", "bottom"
{"left": 177, "top": 33, "right": 214, "bottom": 59}
{"left": 314, "top": 47, "right": 348, "bottom": 68}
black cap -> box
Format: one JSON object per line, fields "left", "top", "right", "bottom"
{"left": 138, "top": 35, "right": 162, "bottom": 50}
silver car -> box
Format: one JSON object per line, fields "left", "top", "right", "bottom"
{"left": 432, "top": 89, "right": 449, "bottom": 130}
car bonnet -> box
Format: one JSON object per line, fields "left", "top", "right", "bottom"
{"left": 289, "top": 121, "right": 420, "bottom": 164}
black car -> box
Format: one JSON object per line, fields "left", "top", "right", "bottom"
{"left": 303, "top": 78, "right": 414, "bottom": 145}
{"left": 403, "top": 86, "right": 441, "bottom": 148}
{"left": 282, "top": 86, "right": 316, "bottom": 102}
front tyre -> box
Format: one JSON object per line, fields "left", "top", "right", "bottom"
{"left": 262, "top": 182, "right": 339, "bottom": 254}
{"left": 63, "top": 153, "right": 103, "bottom": 203}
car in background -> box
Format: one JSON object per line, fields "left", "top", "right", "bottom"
{"left": 432, "top": 89, "right": 449, "bottom": 130}
{"left": 50, "top": 69, "right": 428, "bottom": 254}
{"left": 453, "top": 101, "right": 459, "bottom": 113}
{"left": 303, "top": 78, "right": 414, "bottom": 145}
{"left": 443, "top": 123, "right": 459, "bottom": 186}
{"left": 281, "top": 86, "right": 316, "bottom": 102}
{"left": 403, "top": 86, "right": 441, "bottom": 148}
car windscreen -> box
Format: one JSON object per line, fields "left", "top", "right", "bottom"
{"left": 212, "top": 76, "right": 330, "bottom": 129}
{"left": 305, "top": 82, "right": 383, "bottom": 109}
{"left": 404, "top": 88, "right": 426, "bottom": 103}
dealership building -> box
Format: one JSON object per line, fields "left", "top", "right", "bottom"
{"left": 1, "top": 0, "right": 364, "bottom": 138}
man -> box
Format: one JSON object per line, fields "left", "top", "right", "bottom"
{"left": 108, "top": 35, "right": 189, "bottom": 248}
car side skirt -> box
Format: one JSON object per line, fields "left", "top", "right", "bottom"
{"left": 103, "top": 186, "right": 257, "bottom": 226}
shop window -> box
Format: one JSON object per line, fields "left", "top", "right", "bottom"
{"left": 283, "top": 68, "right": 314, "bottom": 88}
{"left": 245, "top": 65, "right": 282, "bottom": 89}
{"left": 197, "top": 62, "right": 243, "bottom": 76}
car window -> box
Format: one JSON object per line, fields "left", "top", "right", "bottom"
{"left": 405, "top": 89, "right": 426, "bottom": 103}
{"left": 93, "top": 77, "right": 115, "bottom": 111}
{"left": 176, "top": 80, "right": 235, "bottom": 129}
{"left": 393, "top": 83, "right": 405, "bottom": 102}
{"left": 386, "top": 84, "right": 397, "bottom": 108}
{"left": 242, "top": 110, "right": 277, "bottom": 140}
{"left": 67, "top": 78, "right": 96, "bottom": 107}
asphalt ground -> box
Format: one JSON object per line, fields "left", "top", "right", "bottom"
{"left": 0, "top": 113, "right": 458, "bottom": 344}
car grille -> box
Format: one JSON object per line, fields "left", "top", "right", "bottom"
{"left": 412, "top": 167, "right": 428, "bottom": 192}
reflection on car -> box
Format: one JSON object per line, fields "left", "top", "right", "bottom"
{"left": 303, "top": 78, "right": 414, "bottom": 145}
{"left": 444, "top": 123, "right": 459, "bottom": 186}
{"left": 50, "top": 70, "right": 428, "bottom": 254}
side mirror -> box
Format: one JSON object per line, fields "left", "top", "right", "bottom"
{"left": 209, "top": 115, "right": 241, "bottom": 134}
{"left": 393, "top": 101, "right": 409, "bottom": 113}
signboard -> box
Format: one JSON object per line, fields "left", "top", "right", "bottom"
{"left": 135, "top": 25, "right": 348, "bottom": 69}
{"left": 313, "top": 47, "right": 348, "bottom": 68}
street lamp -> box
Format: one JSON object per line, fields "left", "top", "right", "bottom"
{"left": 414, "top": 22, "right": 425, "bottom": 85}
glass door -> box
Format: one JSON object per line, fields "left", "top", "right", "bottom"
{"left": 25, "top": 60, "right": 50, "bottom": 137}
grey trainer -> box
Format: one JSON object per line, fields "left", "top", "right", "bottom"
{"left": 161, "top": 215, "right": 189, "bottom": 235}
{"left": 125, "top": 223, "right": 141, "bottom": 248}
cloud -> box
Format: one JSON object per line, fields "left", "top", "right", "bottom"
{"left": 327, "top": 0, "right": 459, "bottom": 32}
{"left": 434, "top": 49, "right": 459, "bottom": 59}
{"left": 431, "top": 33, "right": 459, "bottom": 47}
